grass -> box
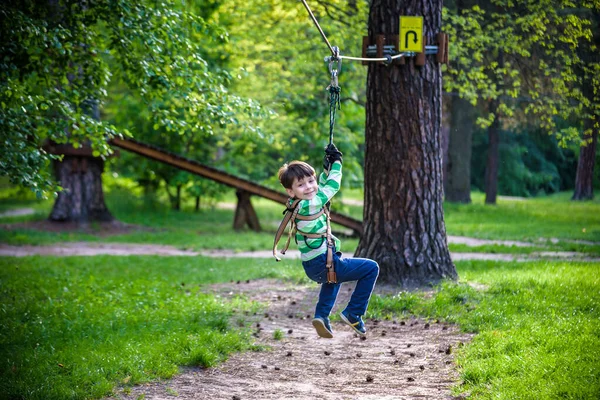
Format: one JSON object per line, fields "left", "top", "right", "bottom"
{"left": 1, "top": 183, "right": 600, "bottom": 399}
{"left": 369, "top": 260, "right": 600, "bottom": 399}
{"left": 0, "top": 255, "right": 305, "bottom": 400}
{"left": 1, "top": 186, "right": 598, "bottom": 255}
{"left": 444, "top": 192, "right": 600, "bottom": 242}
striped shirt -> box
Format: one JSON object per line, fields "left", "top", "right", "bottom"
{"left": 290, "top": 161, "right": 342, "bottom": 261}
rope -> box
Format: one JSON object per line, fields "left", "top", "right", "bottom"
{"left": 328, "top": 85, "right": 341, "bottom": 145}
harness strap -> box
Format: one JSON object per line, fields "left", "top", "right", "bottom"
{"left": 272, "top": 200, "right": 337, "bottom": 284}
{"left": 273, "top": 199, "right": 301, "bottom": 261}
{"left": 281, "top": 205, "right": 301, "bottom": 255}
{"left": 296, "top": 208, "right": 325, "bottom": 220}
{"left": 323, "top": 207, "right": 337, "bottom": 283}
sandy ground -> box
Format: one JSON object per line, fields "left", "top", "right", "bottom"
{"left": 110, "top": 279, "right": 473, "bottom": 400}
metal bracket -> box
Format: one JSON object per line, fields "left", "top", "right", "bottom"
{"left": 361, "top": 33, "right": 449, "bottom": 66}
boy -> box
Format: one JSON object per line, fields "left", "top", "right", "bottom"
{"left": 276, "top": 144, "right": 379, "bottom": 338}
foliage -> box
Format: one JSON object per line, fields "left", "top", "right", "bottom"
{"left": 369, "top": 260, "right": 600, "bottom": 399}
{"left": 0, "top": 0, "right": 264, "bottom": 198}
{"left": 443, "top": 1, "right": 599, "bottom": 145}
{"left": 102, "top": 0, "right": 371, "bottom": 207}
{"left": 471, "top": 127, "right": 579, "bottom": 196}
{"left": 209, "top": 0, "right": 369, "bottom": 189}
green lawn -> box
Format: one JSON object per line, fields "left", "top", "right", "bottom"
{"left": 1, "top": 184, "right": 599, "bottom": 399}
{"left": 1, "top": 187, "right": 599, "bottom": 256}
{"left": 0, "top": 255, "right": 305, "bottom": 399}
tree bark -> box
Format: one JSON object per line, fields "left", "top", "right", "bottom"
{"left": 445, "top": 96, "right": 474, "bottom": 203}
{"left": 355, "top": 0, "right": 457, "bottom": 287}
{"left": 175, "top": 184, "right": 182, "bottom": 210}
{"left": 572, "top": 119, "right": 598, "bottom": 200}
{"left": 484, "top": 100, "right": 500, "bottom": 204}
{"left": 49, "top": 156, "right": 113, "bottom": 223}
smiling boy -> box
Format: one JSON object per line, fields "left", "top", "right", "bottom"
{"left": 277, "top": 145, "right": 379, "bottom": 338}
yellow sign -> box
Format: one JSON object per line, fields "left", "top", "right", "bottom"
{"left": 399, "top": 16, "right": 423, "bottom": 52}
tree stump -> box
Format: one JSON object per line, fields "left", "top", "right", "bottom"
{"left": 233, "top": 190, "right": 261, "bottom": 232}
{"left": 45, "top": 143, "right": 114, "bottom": 224}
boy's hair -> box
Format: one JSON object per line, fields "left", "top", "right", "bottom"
{"left": 278, "top": 161, "right": 316, "bottom": 189}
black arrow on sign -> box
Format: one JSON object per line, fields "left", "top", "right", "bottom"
{"left": 405, "top": 31, "right": 418, "bottom": 47}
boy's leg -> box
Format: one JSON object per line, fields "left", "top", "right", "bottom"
{"left": 335, "top": 257, "right": 379, "bottom": 317}
{"left": 315, "top": 282, "right": 341, "bottom": 319}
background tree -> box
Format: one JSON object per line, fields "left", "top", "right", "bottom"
{"left": 444, "top": 95, "right": 477, "bottom": 203}
{"left": 0, "top": 0, "right": 263, "bottom": 222}
{"left": 572, "top": 7, "right": 600, "bottom": 200}
{"left": 443, "top": 1, "right": 595, "bottom": 204}
{"left": 355, "top": 0, "right": 457, "bottom": 286}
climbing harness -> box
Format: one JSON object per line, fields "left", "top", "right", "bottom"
{"left": 273, "top": 199, "right": 337, "bottom": 284}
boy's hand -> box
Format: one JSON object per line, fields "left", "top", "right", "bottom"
{"left": 323, "top": 154, "right": 331, "bottom": 172}
{"left": 325, "top": 143, "right": 343, "bottom": 164}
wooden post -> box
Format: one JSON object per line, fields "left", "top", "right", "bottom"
{"left": 233, "top": 190, "right": 261, "bottom": 232}
{"left": 436, "top": 33, "right": 449, "bottom": 64}
{"left": 376, "top": 35, "right": 385, "bottom": 65}
{"left": 362, "top": 36, "right": 370, "bottom": 66}
{"left": 415, "top": 35, "right": 426, "bottom": 66}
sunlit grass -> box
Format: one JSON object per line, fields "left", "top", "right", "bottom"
{"left": 444, "top": 192, "right": 600, "bottom": 242}
{"left": 2, "top": 184, "right": 598, "bottom": 252}
{"left": 369, "top": 260, "right": 600, "bottom": 399}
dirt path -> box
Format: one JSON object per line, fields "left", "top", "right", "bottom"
{"left": 2, "top": 242, "right": 599, "bottom": 262}
{"left": 111, "top": 279, "right": 473, "bottom": 400}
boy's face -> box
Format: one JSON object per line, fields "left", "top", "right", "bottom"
{"left": 286, "top": 175, "right": 318, "bottom": 200}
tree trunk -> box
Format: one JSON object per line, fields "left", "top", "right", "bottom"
{"left": 175, "top": 184, "right": 182, "bottom": 210}
{"left": 49, "top": 156, "right": 113, "bottom": 223}
{"left": 47, "top": 0, "right": 113, "bottom": 224}
{"left": 484, "top": 101, "right": 500, "bottom": 205}
{"left": 572, "top": 11, "right": 599, "bottom": 201}
{"left": 355, "top": 0, "right": 457, "bottom": 287}
{"left": 233, "top": 190, "right": 261, "bottom": 232}
{"left": 195, "top": 196, "right": 201, "bottom": 211}
{"left": 445, "top": 96, "right": 474, "bottom": 203}
{"left": 572, "top": 119, "right": 598, "bottom": 200}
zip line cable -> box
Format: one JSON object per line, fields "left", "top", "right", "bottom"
{"left": 300, "top": 0, "right": 441, "bottom": 64}
{"left": 300, "top": 0, "right": 410, "bottom": 63}
{"left": 300, "top": 0, "right": 336, "bottom": 56}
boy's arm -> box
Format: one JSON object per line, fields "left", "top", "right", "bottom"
{"left": 315, "top": 161, "right": 342, "bottom": 206}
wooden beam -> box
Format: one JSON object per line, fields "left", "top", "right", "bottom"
{"left": 110, "top": 137, "right": 363, "bottom": 235}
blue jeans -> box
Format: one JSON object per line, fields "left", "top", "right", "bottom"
{"left": 302, "top": 250, "right": 379, "bottom": 319}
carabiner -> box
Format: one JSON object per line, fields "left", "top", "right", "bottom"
{"left": 328, "top": 46, "right": 341, "bottom": 88}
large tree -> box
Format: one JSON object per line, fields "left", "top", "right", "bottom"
{"left": 355, "top": 0, "right": 457, "bottom": 286}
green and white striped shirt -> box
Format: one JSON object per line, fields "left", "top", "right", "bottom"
{"left": 290, "top": 161, "right": 342, "bottom": 261}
